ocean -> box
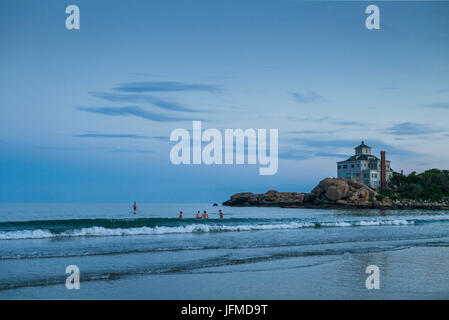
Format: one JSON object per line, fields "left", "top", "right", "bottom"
{"left": 0, "top": 203, "right": 448, "bottom": 299}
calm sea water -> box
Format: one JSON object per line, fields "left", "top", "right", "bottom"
{"left": 0, "top": 203, "right": 448, "bottom": 299}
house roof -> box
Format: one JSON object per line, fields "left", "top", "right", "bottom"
{"left": 337, "top": 154, "right": 379, "bottom": 163}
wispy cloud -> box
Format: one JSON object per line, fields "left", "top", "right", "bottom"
{"left": 288, "top": 130, "right": 331, "bottom": 135}
{"left": 335, "top": 120, "right": 361, "bottom": 126}
{"left": 73, "top": 133, "right": 151, "bottom": 139}
{"left": 38, "top": 146, "right": 81, "bottom": 150}
{"left": 108, "top": 148, "right": 155, "bottom": 154}
{"left": 113, "top": 81, "right": 220, "bottom": 93}
{"left": 73, "top": 133, "right": 170, "bottom": 142}
{"left": 278, "top": 150, "right": 311, "bottom": 161}
{"left": 379, "top": 86, "right": 399, "bottom": 90}
{"left": 76, "top": 106, "right": 189, "bottom": 122}
{"left": 423, "top": 102, "right": 449, "bottom": 109}
{"left": 278, "top": 149, "right": 346, "bottom": 161}
{"left": 290, "top": 138, "right": 363, "bottom": 149}
{"left": 386, "top": 122, "right": 442, "bottom": 136}
{"left": 89, "top": 92, "right": 199, "bottom": 113}
{"left": 149, "top": 135, "right": 169, "bottom": 142}
{"left": 315, "top": 152, "right": 347, "bottom": 158}
{"left": 283, "top": 137, "right": 421, "bottom": 158}
{"left": 289, "top": 91, "right": 327, "bottom": 104}
{"left": 132, "top": 72, "right": 164, "bottom": 77}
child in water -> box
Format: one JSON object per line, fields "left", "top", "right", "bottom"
{"left": 179, "top": 211, "right": 183, "bottom": 219}
{"left": 219, "top": 209, "right": 223, "bottom": 219}
{"left": 202, "top": 210, "right": 209, "bottom": 219}
{"left": 196, "top": 211, "right": 200, "bottom": 219}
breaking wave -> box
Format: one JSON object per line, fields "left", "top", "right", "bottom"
{"left": 0, "top": 217, "right": 434, "bottom": 240}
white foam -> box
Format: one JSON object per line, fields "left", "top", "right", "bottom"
{"left": 357, "top": 219, "right": 413, "bottom": 226}
{"left": 0, "top": 219, "right": 416, "bottom": 240}
{"left": 0, "top": 229, "right": 54, "bottom": 240}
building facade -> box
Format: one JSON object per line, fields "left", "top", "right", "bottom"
{"left": 336, "top": 141, "right": 393, "bottom": 189}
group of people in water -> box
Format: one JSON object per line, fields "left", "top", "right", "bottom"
{"left": 132, "top": 202, "right": 224, "bottom": 219}
{"left": 179, "top": 209, "right": 223, "bottom": 219}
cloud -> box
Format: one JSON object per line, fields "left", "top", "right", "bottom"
{"left": 76, "top": 106, "right": 189, "bottom": 122}
{"left": 73, "top": 133, "right": 170, "bottom": 142}
{"left": 289, "top": 138, "right": 362, "bottom": 149}
{"left": 379, "top": 86, "right": 399, "bottom": 90}
{"left": 108, "top": 148, "right": 155, "bottom": 154}
{"left": 113, "top": 81, "right": 220, "bottom": 93}
{"left": 288, "top": 130, "right": 330, "bottom": 135}
{"left": 89, "top": 92, "right": 199, "bottom": 113}
{"left": 289, "top": 91, "right": 327, "bottom": 104}
{"left": 335, "top": 120, "right": 361, "bottom": 126}
{"left": 73, "top": 133, "right": 151, "bottom": 139}
{"left": 386, "top": 122, "right": 442, "bottom": 136}
{"left": 283, "top": 137, "right": 421, "bottom": 158}
{"left": 149, "top": 135, "right": 169, "bottom": 142}
{"left": 38, "top": 146, "right": 81, "bottom": 150}
{"left": 423, "top": 102, "right": 449, "bottom": 109}
{"left": 278, "top": 149, "right": 347, "bottom": 161}
{"left": 132, "top": 72, "right": 164, "bottom": 77}
{"left": 315, "top": 152, "right": 347, "bottom": 158}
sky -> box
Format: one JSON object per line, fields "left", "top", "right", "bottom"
{"left": 1, "top": 0, "right": 449, "bottom": 202}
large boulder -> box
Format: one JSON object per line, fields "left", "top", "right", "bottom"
{"left": 325, "top": 180, "right": 350, "bottom": 201}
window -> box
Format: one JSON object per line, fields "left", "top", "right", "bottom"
{"left": 351, "top": 164, "right": 354, "bottom": 168}
{"left": 343, "top": 165, "right": 347, "bottom": 169}
{"left": 338, "top": 165, "right": 341, "bottom": 169}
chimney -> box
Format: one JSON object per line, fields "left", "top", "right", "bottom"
{"left": 380, "top": 151, "right": 386, "bottom": 189}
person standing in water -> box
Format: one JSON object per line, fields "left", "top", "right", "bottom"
{"left": 133, "top": 201, "right": 137, "bottom": 214}
{"left": 179, "top": 211, "right": 183, "bottom": 219}
{"left": 196, "top": 211, "right": 200, "bottom": 219}
{"left": 219, "top": 209, "right": 223, "bottom": 219}
{"left": 202, "top": 210, "right": 209, "bottom": 219}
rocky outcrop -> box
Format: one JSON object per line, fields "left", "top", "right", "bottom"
{"left": 224, "top": 190, "right": 307, "bottom": 207}
{"left": 223, "top": 178, "right": 393, "bottom": 209}
{"left": 223, "top": 177, "right": 449, "bottom": 209}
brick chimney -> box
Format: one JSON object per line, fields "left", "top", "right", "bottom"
{"left": 380, "top": 151, "right": 386, "bottom": 189}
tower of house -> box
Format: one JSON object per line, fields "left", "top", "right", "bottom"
{"left": 355, "top": 141, "right": 371, "bottom": 155}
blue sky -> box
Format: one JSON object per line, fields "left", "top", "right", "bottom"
{"left": 1, "top": 0, "right": 449, "bottom": 202}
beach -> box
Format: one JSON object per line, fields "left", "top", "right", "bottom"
{"left": 1, "top": 203, "right": 449, "bottom": 299}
